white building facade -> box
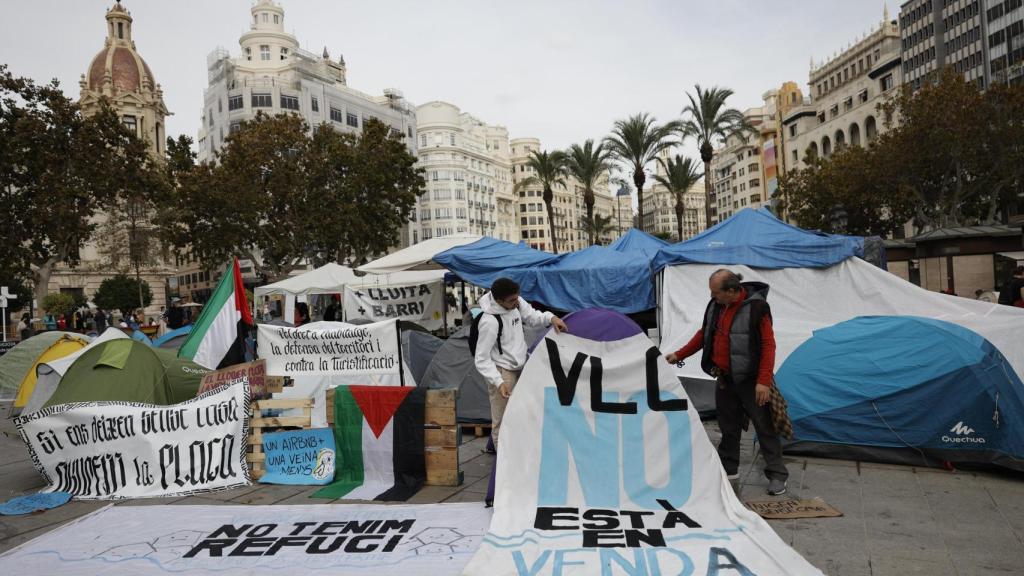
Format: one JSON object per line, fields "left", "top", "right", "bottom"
{"left": 414, "top": 101, "right": 515, "bottom": 245}
{"left": 196, "top": 0, "right": 416, "bottom": 164}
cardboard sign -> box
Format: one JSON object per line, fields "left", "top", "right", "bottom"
{"left": 258, "top": 428, "right": 336, "bottom": 485}
{"left": 344, "top": 282, "right": 444, "bottom": 331}
{"left": 15, "top": 384, "right": 250, "bottom": 499}
{"left": 257, "top": 319, "right": 401, "bottom": 377}
{"left": 462, "top": 331, "right": 823, "bottom": 575}
{"left": 744, "top": 497, "right": 843, "bottom": 519}
{"left": 0, "top": 502, "right": 493, "bottom": 575}
{"left": 197, "top": 359, "right": 279, "bottom": 399}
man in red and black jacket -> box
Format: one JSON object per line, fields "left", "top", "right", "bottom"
{"left": 664, "top": 269, "right": 789, "bottom": 495}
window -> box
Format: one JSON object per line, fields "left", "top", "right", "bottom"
{"left": 346, "top": 112, "right": 358, "bottom": 128}
{"left": 789, "top": 124, "right": 797, "bottom": 137}
{"left": 260, "top": 45, "right": 270, "bottom": 61}
{"left": 420, "top": 134, "right": 427, "bottom": 147}
{"left": 280, "top": 47, "right": 288, "bottom": 60}
{"left": 245, "top": 47, "right": 252, "bottom": 61}
{"left": 748, "top": 163, "right": 758, "bottom": 173}
{"left": 449, "top": 134, "right": 456, "bottom": 146}
{"left": 208, "top": 110, "right": 214, "bottom": 126}
{"left": 273, "top": 14, "right": 279, "bottom": 24}
{"left": 329, "top": 107, "right": 343, "bottom": 123}
{"left": 280, "top": 94, "right": 299, "bottom": 110}
{"left": 880, "top": 73, "right": 894, "bottom": 92}
{"left": 252, "top": 93, "right": 271, "bottom": 108}
{"left": 228, "top": 94, "right": 243, "bottom": 111}
{"left": 749, "top": 179, "right": 760, "bottom": 188}
{"left": 521, "top": 217, "right": 528, "bottom": 226}
{"left": 229, "top": 121, "right": 241, "bottom": 134}
{"left": 859, "top": 89, "right": 869, "bottom": 103}
{"left": 456, "top": 208, "right": 467, "bottom": 219}
{"left": 122, "top": 115, "right": 137, "bottom": 135}
{"left": 311, "top": 96, "right": 319, "bottom": 112}
{"left": 844, "top": 97, "right": 853, "bottom": 111}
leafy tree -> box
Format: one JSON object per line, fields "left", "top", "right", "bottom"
{"left": 680, "top": 85, "right": 753, "bottom": 230}
{"left": 565, "top": 140, "right": 613, "bottom": 246}
{"left": 41, "top": 293, "right": 75, "bottom": 318}
{"left": 652, "top": 231, "right": 674, "bottom": 241}
{"left": 0, "top": 65, "right": 156, "bottom": 305}
{"left": 515, "top": 150, "right": 568, "bottom": 253}
{"left": 158, "top": 114, "right": 423, "bottom": 279}
{"left": 604, "top": 113, "right": 680, "bottom": 232}
{"left": 653, "top": 154, "right": 703, "bottom": 241}
{"left": 94, "top": 274, "right": 152, "bottom": 317}
{"left": 777, "top": 145, "right": 915, "bottom": 236}
{"left": 579, "top": 213, "right": 617, "bottom": 245}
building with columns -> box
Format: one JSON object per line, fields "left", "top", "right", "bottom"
{"left": 642, "top": 150, "right": 706, "bottom": 240}
{"left": 196, "top": 0, "right": 416, "bottom": 164}
{"left": 46, "top": 1, "right": 174, "bottom": 314}
{"left": 413, "top": 101, "right": 516, "bottom": 245}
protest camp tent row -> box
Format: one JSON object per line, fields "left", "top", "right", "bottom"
{"left": 654, "top": 207, "right": 1024, "bottom": 471}
{"left": 23, "top": 327, "right": 129, "bottom": 414}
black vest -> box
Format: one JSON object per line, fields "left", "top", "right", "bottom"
{"left": 699, "top": 282, "right": 772, "bottom": 385}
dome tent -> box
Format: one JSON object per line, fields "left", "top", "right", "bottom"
{"left": 0, "top": 332, "right": 90, "bottom": 413}
{"left": 776, "top": 316, "right": 1024, "bottom": 472}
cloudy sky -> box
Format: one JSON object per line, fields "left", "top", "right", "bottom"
{"left": 2, "top": 0, "right": 892, "bottom": 155}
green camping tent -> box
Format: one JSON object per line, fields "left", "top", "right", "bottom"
{"left": 44, "top": 339, "right": 211, "bottom": 408}
{"left": 0, "top": 331, "right": 89, "bottom": 406}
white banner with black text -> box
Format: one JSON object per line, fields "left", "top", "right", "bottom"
{"left": 257, "top": 319, "right": 401, "bottom": 377}
{"left": 344, "top": 281, "right": 444, "bottom": 331}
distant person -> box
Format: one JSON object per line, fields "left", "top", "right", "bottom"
{"left": 17, "top": 313, "right": 34, "bottom": 341}
{"left": 294, "top": 302, "right": 311, "bottom": 326}
{"left": 472, "top": 277, "right": 567, "bottom": 450}
{"left": 166, "top": 299, "right": 185, "bottom": 329}
{"left": 261, "top": 298, "right": 272, "bottom": 323}
{"left": 998, "top": 266, "right": 1024, "bottom": 308}
{"left": 323, "top": 295, "right": 340, "bottom": 322}
{"left": 94, "top": 308, "right": 107, "bottom": 333}
{"left": 664, "top": 269, "right": 789, "bottom": 496}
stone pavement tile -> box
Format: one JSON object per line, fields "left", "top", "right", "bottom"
{"left": 860, "top": 467, "right": 951, "bottom": 562}
{"left": 461, "top": 455, "right": 495, "bottom": 480}
{"left": 0, "top": 499, "right": 106, "bottom": 541}
{"left": 227, "top": 484, "right": 306, "bottom": 505}
{"left": 273, "top": 486, "right": 327, "bottom": 505}
{"left": 0, "top": 466, "right": 46, "bottom": 497}
{"left": 0, "top": 521, "right": 71, "bottom": 555}
{"left": 169, "top": 495, "right": 238, "bottom": 506}
{"left": 869, "top": 554, "right": 959, "bottom": 576}
{"left": 951, "top": 548, "right": 1024, "bottom": 576}
{"left": 405, "top": 484, "right": 460, "bottom": 504}
{"left": 459, "top": 437, "right": 491, "bottom": 464}
{"left": 977, "top": 473, "right": 1024, "bottom": 542}
{"left": 192, "top": 484, "right": 262, "bottom": 501}
{"left": 461, "top": 475, "right": 490, "bottom": 495}
{"left": 442, "top": 491, "right": 487, "bottom": 504}
{"left": 115, "top": 496, "right": 188, "bottom": 506}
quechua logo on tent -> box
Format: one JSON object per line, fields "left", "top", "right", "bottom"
{"left": 942, "top": 421, "right": 985, "bottom": 444}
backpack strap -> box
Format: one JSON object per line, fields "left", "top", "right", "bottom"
{"left": 493, "top": 314, "right": 504, "bottom": 356}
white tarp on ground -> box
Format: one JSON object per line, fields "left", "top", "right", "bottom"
{"left": 357, "top": 233, "right": 481, "bottom": 273}
{"left": 660, "top": 258, "right": 1024, "bottom": 382}
{"left": 463, "top": 330, "right": 822, "bottom": 575}
{"left": 0, "top": 502, "right": 492, "bottom": 575}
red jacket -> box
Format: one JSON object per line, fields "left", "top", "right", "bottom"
{"left": 673, "top": 288, "right": 776, "bottom": 386}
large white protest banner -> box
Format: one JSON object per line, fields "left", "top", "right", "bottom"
{"left": 15, "top": 383, "right": 250, "bottom": 500}
{"left": 257, "top": 319, "right": 401, "bottom": 377}
{"left": 463, "top": 329, "right": 823, "bottom": 575}
{"left": 344, "top": 281, "right": 444, "bottom": 331}
{"left": 0, "top": 503, "right": 492, "bottom": 575}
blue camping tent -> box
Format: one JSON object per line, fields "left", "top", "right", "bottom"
{"left": 776, "top": 316, "right": 1024, "bottom": 472}
{"left": 152, "top": 324, "right": 193, "bottom": 349}
{"left": 608, "top": 228, "right": 670, "bottom": 260}
{"left": 652, "top": 207, "right": 864, "bottom": 271}
{"left": 434, "top": 238, "right": 658, "bottom": 313}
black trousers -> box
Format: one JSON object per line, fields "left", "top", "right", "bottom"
{"left": 715, "top": 375, "right": 789, "bottom": 481}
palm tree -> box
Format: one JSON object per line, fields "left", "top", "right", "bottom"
{"left": 515, "top": 149, "right": 567, "bottom": 253}
{"left": 604, "top": 113, "right": 680, "bottom": 232}
{"left": 565, "top": 140, "right": 613, "bottom": 246}
{"left": 579, "top": 213, "right": 616, "bottom": 245}
{"left": 653, "top": 154, "right": 703, "bottom": 241}
{"left": 680, "top": 85, "right": 754, "bottom": 230}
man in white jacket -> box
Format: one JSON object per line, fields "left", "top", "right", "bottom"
{"left": 473, "top": 277, "right": 567, "bottom": 449}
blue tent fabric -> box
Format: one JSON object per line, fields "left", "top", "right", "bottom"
{"left": 152, "top": 324, "right": 192, "bottom": 349}
{"left": 776, "top": 316, "right": 1024, "bottom": 471}
{"left": 434, "top": 240, "right": 656, "bottom": 313}
{"left": 608, "top": 229, "right": 670, "bottom": 260}
{"left": 652, "top": 207, "right": 864, "bottom": 271}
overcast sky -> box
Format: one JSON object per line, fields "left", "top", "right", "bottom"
{"left": 2, "top": 1, "right": 892, "bottom": 157}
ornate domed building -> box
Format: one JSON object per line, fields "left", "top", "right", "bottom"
{"left": 79, "top": 0, "right": 169, "bottom": 157}
{"left": 47, "top": 1, "right": 173, "bottom": 315}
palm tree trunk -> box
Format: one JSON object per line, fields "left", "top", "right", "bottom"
{"left": 634, "top": 171, "right": 646, "bottom": 232}
{"left": 703, "top": 160, "right": 713, "bottom": 230}
{"left": 675, "top": 196, "right": 684, "bottom": 242}
{"left": 585, "top": 191, "right": 595, "bottom": 246}
{"left": 544, "top": 186, "right": 559, "bottom": 253}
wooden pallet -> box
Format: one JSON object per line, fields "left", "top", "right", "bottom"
{"left": 462, "top": 423, "right": 492, "bottom": 438}
{"left": 246, "top": 377, "right": 311, "bottom": 480}
{"left": 326, "top": 388, "right": 462, "bottom": 487}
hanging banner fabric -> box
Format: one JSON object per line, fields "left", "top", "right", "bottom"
{"left": 344, "top": 281, "right": 444, "bottom": 331}
{"left": 197, "top": 359, "right": 276, "bottom": 399}
{"left": 462, "top": 330, "right": 822, "bottom": 575}
{"left": 257, "top": 319, "right": 401, "bottom": 377}
{"left": 0, "top": 502, "right": 492, "bottom": 575}
{"left": 15, "top": 383, "right": 250, "bottom": 500}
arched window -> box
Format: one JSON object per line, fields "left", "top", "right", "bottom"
{"left": 849, "top": 123, "right": 861, "bottom": 146}
{"left": 834, "top": 129, "right": 846, "bottom": 148}
{"left": 822, "top": 136, "right": 832, "bottom": 157}
{"left": 865, "top": 116, "right": 878, "bottom": 141}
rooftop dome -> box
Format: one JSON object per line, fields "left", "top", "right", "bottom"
{"left": 85, "top": 2, "right": 156, "bottom": 96}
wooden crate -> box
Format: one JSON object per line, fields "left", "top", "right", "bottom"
{"left": 326, "top": 388, "right": 462, "bottom": 487}
{"left": 247, "top": 394, "right": 312, "bottom": 481}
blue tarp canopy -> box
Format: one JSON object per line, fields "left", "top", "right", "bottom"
{"left": 652, "top": 207, "right": 864, "bottom": 271}
{"left": 776, "top": 316, "right": 1024, "bottom": 472}
{"left": 433, "top": 237, "right": 659, "bottom": 313}
{"left": 608, "top": 229, "right": 669, "bottom": 260}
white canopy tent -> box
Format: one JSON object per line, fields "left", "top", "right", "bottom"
{"left": 357, "top": 233, "right": 482, "bottom": 273}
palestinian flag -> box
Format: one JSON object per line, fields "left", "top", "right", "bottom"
{"left": 179, "top": 258, "right": 253, "bottom": 369}
{"left": 313, "top": 385, "right": 425, "bottom": 501}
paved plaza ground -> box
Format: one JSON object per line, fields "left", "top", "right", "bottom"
{"left": 1, "top": 408, "right": 1022, "bottom": 575}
